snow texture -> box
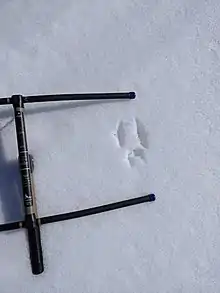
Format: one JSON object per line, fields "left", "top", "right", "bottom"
{"left": 0, "top": 0, "right": 220, "bottom": 292}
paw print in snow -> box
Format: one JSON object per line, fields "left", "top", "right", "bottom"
{"left": 115, "top": 118, "right": 148, "bottom": 167}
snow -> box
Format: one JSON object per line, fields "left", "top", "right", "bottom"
{"left": 0, "top": 0, "right": 220, "bottom": 291}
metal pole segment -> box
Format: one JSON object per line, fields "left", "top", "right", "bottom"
{"left": 0, "top": 97, "right": 10, "bottom": 105}
{"left": 0, "top": 92, "right": 135, "bottom": 105}
{"left": 12, "top": 95, "right": 44, "bottom": 275}
{"left": 0, "top": 194, "right": 155, "bottom": 232}
{"left": 0, "top": 221, "right": 23, "bottom": 231}
{"left": 23, "top": 92, "right": 135, "bottom": 103}
{"left": 40, "top": 194, "right": 156, "bottom": 225}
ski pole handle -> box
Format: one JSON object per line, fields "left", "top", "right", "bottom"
{"left": 25, "top": 214, "right": 44, "bottom": 275}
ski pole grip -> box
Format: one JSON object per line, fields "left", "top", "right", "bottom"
{"left": 25, "top": 215, "right": 44, "bottom": 275}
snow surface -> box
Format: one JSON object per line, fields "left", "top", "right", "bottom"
{"left": 0, "top": 0, "right": 220, "bottom": 292}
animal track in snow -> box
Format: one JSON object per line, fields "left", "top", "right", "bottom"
{"left": 208, "top": 39, "right": 220, "bottom": 62}
{"left": 114, "top": 118, "right": 148, "bottom": 167}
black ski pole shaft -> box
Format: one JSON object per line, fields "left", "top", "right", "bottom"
{"left": 12, "top": 95, "right": 44, "bottom": 275}
{"left": 0, "top": 97, "right": 10, "bottom": 105}
{"left": 0, "top": 194, "right": 155, "bottom": 231}
{"left": 0, "top": 221, "right": 23, "bottom": 232}
{"left": 22, "top": 92, "right": 135, "bottom": 103}
{"left": 0, "top": 92, "right": 135, "bottom": 105}
{"left": 40, "top": 194, "right": 155, "bottom": 225}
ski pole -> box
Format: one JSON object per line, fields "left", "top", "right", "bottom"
{"left": 12, "top": 95, "right": 44, "bottom": 275}
{"left": 0, "top": 91, "right": 156, "bottom": 275}
{"left": 0, "top": 92, "right": 135, "bottom": 105}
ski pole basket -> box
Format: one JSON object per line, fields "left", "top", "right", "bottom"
{"left": 0, "top": 92, "right": 155, "bottom": 275}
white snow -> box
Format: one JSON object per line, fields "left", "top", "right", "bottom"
{"left": 0, "top": 0, "right": 220, "bottom": 292}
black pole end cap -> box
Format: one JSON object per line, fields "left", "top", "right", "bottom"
{"left": 129, "top": 92, "right": 136, "bottom": 99}
{"left": 147, "top": 194, "right": 156, "bottom": 201}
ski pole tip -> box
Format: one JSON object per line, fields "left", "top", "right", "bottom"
{"left": 146, "top": 194, "right": 156, "bottom": 202}
{"left": 129, "top": 92, "right": 136, "bottom": 99}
